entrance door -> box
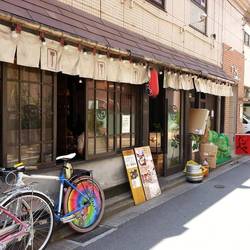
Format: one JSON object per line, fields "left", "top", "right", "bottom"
{"left": 166, "top": 89, "right": 184, "bottom": 175}
{"left": 57, "top": 74, "right": 85, "bottom": 158}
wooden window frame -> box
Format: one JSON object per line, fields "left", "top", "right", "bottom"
{"left": 1, "top": 63, "right": 57, "bottom": 168}
{"left": 86, "top": 80, "right": 138, "bottom": 159}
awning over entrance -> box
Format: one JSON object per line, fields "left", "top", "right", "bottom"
{"left": 0, "top": 0, "right": 232, "bottom": 84}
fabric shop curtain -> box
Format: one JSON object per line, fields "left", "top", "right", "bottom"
{"left": 164, "top": 70, "right": 233, "bottom": 97}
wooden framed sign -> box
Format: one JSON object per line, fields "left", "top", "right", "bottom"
{"left": 122, "top": 149, "right": 146, "bottom": 205}
{"left": 134, "top": 146, "right": 161, "bottom": 200}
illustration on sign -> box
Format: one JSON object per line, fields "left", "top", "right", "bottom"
{"left": 122, "top": 150, "right": 146, "bottom": 205}
{"left": 134, "top": 146, "right": 161, "bottom": 200}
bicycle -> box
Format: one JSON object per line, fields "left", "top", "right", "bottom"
{"left": 0, "top": 153, "right": 105, "bottom": 249}
{"left": 0, "top": 204, "right": 33, "bottom": 250}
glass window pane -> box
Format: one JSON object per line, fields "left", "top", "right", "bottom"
{"left": 151, "top": 0, "right": 164, "bottom": 5}
{"left": 21, "top": 128, "right": 41, "bottom": 144}
{"left": 96, "top": 90, "right": 107, "bottom": 136}
{"left": 21, "top": 144, "right": 40, "bottom": 164}
{"left": 116, "top": 136, "right": 121, "bottom": 150}
{"left": 116, "top": 113, "right": 121, "bottom": 134}
{"left": 43, "top": 71, "right": 53, "bottom": 84}
{"left": 167, "top": 91, "right": 181, "bottom": 168}
{"left": 88, "top": 137, "right": 94, "bottom": 156}
{"left": 132, "top": 95, "right": 136, "bottom": 133}
{"left": 121, "top": 85, "right": 131, "bottom": 114}
{"left": 96, "top": 81, "right": 107, "bottom": 90}
{"left": 43, "top": 113, "right": 53, "bottom": 141}
{"left": 7, "top": 113, "right": 19, "bottom": 145}
{"left": 108, "top": 136, "right": 114, "bottom": 152}
{"left": 132, "top": 134, "right": 135, "bottom": 146}
{"left": 20, "top": 67, "right": 40, "bottom": 82}
{"left": 43, "top": 85, "right": 53, "bottom": 113}
{"left": 7, "top": 146, "right": 19, "bottom": 167}
{"left": 87, "top": 85, "right": 95, "bottom": 137}
{"left": 7, "top": 81, "right": 19, "bottom": 112}
{"left": 116, "top": 87, "right": 121, "bottom": 134}
{"left": 96, "top": 137, "right": 107, "bottom": 154}
{"left": 121, "top": 134, "right": 130, "bottom": 148}
{"left": 190, "top": 2, "right": 206, "bottom": 33}
{"left": 44, "top": 143, "right": 53, "bottom": 162}
{"left": 108, "top": 90, "right": 114, "bottom": 136}
{"left": 21, "top": 83, "right": 41, "bottom": 133}
{"left": 7, "top": 64, "right": 18, "bottom": 80}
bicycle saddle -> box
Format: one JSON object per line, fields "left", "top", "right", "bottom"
{"left": 56, "top": 153, "right": 76, "bottom": 161}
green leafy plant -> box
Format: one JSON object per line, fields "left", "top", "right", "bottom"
{"left": 191, "top": 134, "right": 200, "bottom": 151}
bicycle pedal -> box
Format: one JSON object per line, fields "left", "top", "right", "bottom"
{"left": 60, "top": 214, "right": 76, "bottom": 223}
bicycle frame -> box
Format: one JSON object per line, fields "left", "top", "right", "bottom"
{"left": 15, "top": 169, "right": 90, "bottom": 223}
{"left": 0, "top": 206, "right": 30, "bottom": 249}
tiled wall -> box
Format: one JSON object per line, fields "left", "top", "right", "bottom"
{"left": 58, "top": 0, "right": 245, "bottom": 66}
{"left": 223, "top": 43, "right": 244, "bottom": 143}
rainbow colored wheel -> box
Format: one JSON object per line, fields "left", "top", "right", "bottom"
{"left": 63, "top": 176, "right": 105, "bottom": 233}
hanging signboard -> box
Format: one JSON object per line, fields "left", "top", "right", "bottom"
{"left": 235, "top": 134, "right": 250, "bottom": 154}
{"left": 134, "top": 146, "right": 161, "bottom": 200}
{"left": 122, "top": 150, "right": 146, "bottom": 205}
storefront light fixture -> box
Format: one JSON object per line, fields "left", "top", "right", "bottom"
{"left": 159, "top": 71, "right": 163, "bottom": 75}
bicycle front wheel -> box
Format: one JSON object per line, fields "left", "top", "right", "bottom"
{"left": 64, "top": 176, "right": 105, "bottom": 233}
{"left": 2, "top": 191, "right": 54, "bottom": 250}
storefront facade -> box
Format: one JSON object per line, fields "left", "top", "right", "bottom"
{"left": 0, "top": 1, "right": 235, "bottom": 196}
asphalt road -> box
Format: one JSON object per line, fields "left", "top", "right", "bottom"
{"left": 49, "top": 157, "right": 250, "bottom": 250}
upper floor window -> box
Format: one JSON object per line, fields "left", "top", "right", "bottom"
{"left": 244, "top": 31, "right": 250, "bottom": 46}
{"left": 147, "top": 0, "right": 165, "bottom": 9}
{"left": 190, "top": 0, "right": 207, "bottom": 34}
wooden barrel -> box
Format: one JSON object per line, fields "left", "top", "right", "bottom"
{"left": 186, "top": 163, "right": 203, "bottom": 182}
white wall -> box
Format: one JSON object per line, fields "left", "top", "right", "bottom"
{"left": 222, "top": 0, "right": 244, "bottom": 52}
{"left": 244, "top": 24, "right": 250, "bottom": 87}
{"left": 59, "top": 0, "right": 228, "bottom": 66}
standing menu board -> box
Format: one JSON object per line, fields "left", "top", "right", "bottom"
{"left": 122, "top": 150, "right": 146, "bottom": 205}
{"left": 134, "top": 146, "right": 161, "bottom": 200}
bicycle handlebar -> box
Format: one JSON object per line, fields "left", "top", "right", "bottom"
{"left": 0, "top": 165, "right": 38, "bottom": 173}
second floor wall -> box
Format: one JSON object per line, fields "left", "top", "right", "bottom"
{"left": 58, "top": 0, "right": 245, "bottom": 67}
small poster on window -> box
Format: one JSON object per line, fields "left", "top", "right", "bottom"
{"left": 122, "top": 115, "right": 130, "bottom": 133}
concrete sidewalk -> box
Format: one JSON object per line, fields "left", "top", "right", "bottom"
{"left": 49, "top": 155, "right": 247, "bottom": 246}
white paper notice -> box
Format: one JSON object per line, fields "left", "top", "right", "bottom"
{"left": 122, "top": 115, "right": 130, "bottom": 133}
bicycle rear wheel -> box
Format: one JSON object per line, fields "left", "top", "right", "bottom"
{"left": 2, "top": 191, "right": 54, "bottom": 250}
{"left": 64, "top": 176, "right": 105, "bottom": 233}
